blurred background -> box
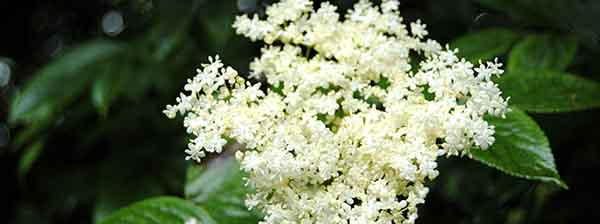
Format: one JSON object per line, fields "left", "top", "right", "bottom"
{"left": 1, "top": 0, "right": 600, "bottom": 223}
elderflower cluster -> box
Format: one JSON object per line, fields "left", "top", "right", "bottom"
{"left": 165, "top": 0, "right": 508, "bottom": 223}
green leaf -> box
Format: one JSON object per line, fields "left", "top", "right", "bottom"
{"left": 100, "top": 197, "right": 216, "bottom": 224}
{"left": 91, "top": 59, "right": 129, "bottom": 115}
{"left": 91, "top": 72, "right": 115, "bottom": 115}
{"left": 10, "top": 40, "right": 123, "bottom": 123}
{"left": 507, "top": 34, "right": 577, "bottom": 71}
{"left": 470, "top": 107, "right": 567, "bottom": 189}
{"left": 17, "top": 139, "right": 44, "bottom": 178}
{"left": 11, "top": 119, "right": 51, "bottom": 149}
{"left": 498, "top": 69, "right": 600, "bottom": 112}
{"left": 186, "top": 156, "right": 262, "bottom": 224}
{"left": 93, "top": 178, "right": 165, "bottom": 223}
{"left": 451, "top": 28, "right": 520, "bottom": 62}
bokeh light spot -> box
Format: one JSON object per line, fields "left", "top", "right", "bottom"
{"left": 102, "top": 10, "right": 125, "bottom": 37}
{"left": 0, "top": 61, "right": 10, "bottom": 87}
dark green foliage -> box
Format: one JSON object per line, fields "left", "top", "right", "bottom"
{"left": 185, "top": 155, "right": 263, "bottom": 224}
{"left": 99, "top": 197, "right": 216, "bottom": 224}
{"left": 452, "top": 28, "right": 521, "bottom": 62}
{"left": 507, "top": 34, "right": 578, "bottom": 71}
{"left": 498, "top": 70, "right": 600, "bottom": 112}
{"left": 471, "top": 107, "right": 566, "bottom": 189}
{"left": 10, "top": 41, "right": 123, "bottom": 124}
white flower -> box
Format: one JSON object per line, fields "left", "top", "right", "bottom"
{"left": 166, "top": 0, "right": 508, "bottom": 223}
{"left": 410, "top": 20, "right": 428, "bottom": 39}
{"left": 185, "top": 218, "right": 198, "bottom": 224}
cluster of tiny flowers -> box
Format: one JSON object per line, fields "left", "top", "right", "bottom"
{"left": 165, "top": 0, "right": 508, "bottom": 223}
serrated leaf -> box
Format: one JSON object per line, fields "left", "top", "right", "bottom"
{"left": 498, "top": 69, "right": 600, "bottom": 112}
{"left": 100, "top": 197, "right": 216, "bottom": 224}
{"left": 185, "top": 156, "right": 262, "bottom": 224}
{"left": 10, "top": 40, "right": 123, "bottom": 123}
{"left": 470, "top": 107, "right": 567, "bottom": 189}
{"left": 507, "top": 34, "right": 577, "bottom": 71}
{"left": 451, "top": 28, "right": 520, "bottom": 62}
